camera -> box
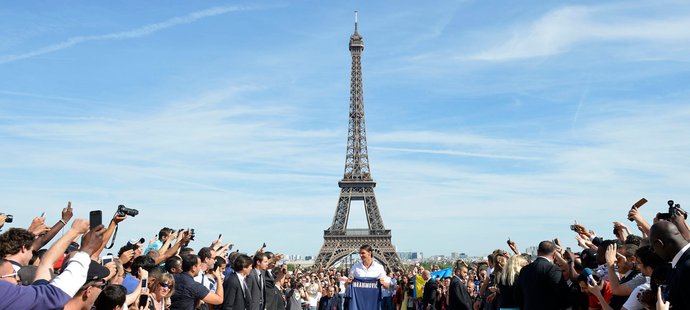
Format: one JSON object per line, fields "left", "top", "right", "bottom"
{"left": 117, "top": 205, "right": 139, "bottom": 217}
{"left": 1, "top": 213, "right": 13, "bottom": 223}
{"left": 189, "top": 228, "right": 196, "bottom": 241}
{"left": 659, "top": 200, "right": 688, "bottom": 220}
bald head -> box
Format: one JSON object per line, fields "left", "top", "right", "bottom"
{"left": 422, "top": 270, "right": 431, "bottom": 280}
{"left": 650, "top": 221, "right": 688, "bottom": 261}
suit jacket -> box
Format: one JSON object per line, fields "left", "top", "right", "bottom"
{"left": 245, "top": 269, "right": 265, "bottom": 310}
{"left": 668, "top": 248, "right": 690, "bottom": 309}
{"left": 515, "top": 257, "right": 568, "bottom": 310}
{"left": 318, "top": 295, "right": 342, "bottom": 310}
{"left": 221, "top": 272, "right": 251, "bottom": 310}
{"left": 448, "top": 275, "right": 472, "bottom": 310}
{"left": 263, "top": 270, "right": 286, "bottom": 310}
{"left": 422, "top": 279, "right": 438, "bottom": 309}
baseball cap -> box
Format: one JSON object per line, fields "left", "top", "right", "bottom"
{"left": 85, "top": 260, "right": 111, "bottom": 283}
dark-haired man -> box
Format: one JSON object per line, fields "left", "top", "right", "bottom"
{"left": 170, "top": 254, "right": 224, "bottom": 310}
{"left": 318, "top": 285, "right": 342, "bottom": 310}
{"left": 515, "top": 241, "right": 568, "bottom": 310}
{"left": 144, "top": 227, "right": 174, "bottom": 255}
{"left": 0, "top": 228, "right": 36, "bottom": 271}
{"left": 221, "top": 253, "right": 253, "bottom": 310}
{"left": 94, "top": 285, "right": 127, "bottom": 310}
{"left": 448, "top": 264, "right": 472, "bottom": 310}
{"left": 349, "top": 245, "right": 390, "bottom": 288}
{"left": 246, "top": 252, "right": 268, "bottom": 310}
{"left": 650, "top": 220, "right": 690, "bottom": 309}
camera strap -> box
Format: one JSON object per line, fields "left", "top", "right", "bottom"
{"left": 105, "top": 224, "right": 119, "bottom": 250}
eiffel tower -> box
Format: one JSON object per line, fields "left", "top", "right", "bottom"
{"left": 314, "top": 13, "right": 402, "bottom": 270}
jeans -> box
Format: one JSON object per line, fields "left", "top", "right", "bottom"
{"left": 382, "top": 296, "right": 395, "bottom": 310}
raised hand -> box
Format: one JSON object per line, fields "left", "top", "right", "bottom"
{"left": 27, "top": 217, "right": 50, "bottom": 235}
{"left": 61, "top": 201, "right": 74, "bottom": 222}
{"left": 604, "top": 244, "right": 617, "bottom": 267}
{"left": 71, "top": 218, "right": 90, "bottom": 234}
{"left": 80, "top": 225, "right": 106, "bottom": 255}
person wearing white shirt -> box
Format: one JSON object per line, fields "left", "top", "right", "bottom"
{"left": 348, "top": 245, "right": 390, "bottom": 288}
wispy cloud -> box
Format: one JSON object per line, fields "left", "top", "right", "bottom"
{"left": 371, "top": 146, "right": 544, "bottom": 161}
{"left": 470, "top": 3, "right": 690, "bottom": 61}
{"left": 0, "top": 5, "right": 251, "bottom": 64}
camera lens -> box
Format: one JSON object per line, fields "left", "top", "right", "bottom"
{"left": 5, "top": 214, "right": 13, "bottom": 223}
{"left": 117, "top": 205, "right": 139, "bottom": 217}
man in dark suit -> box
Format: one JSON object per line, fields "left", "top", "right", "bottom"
{"left": 246, "top": 253, "right": 268, "bottom": 310}
{"left": 221, "top": 254, "right": 253, "bottom": 310}
{"left": 650, "top": 220, "right": 690, "bottom": 309}
{"left": 515, "top": 240, "right": 568, "bottom": 310}
{"left": 263, "top": 252, "right": 286, "bottom": 310}
{"left": 318, "top": 285, "right": 342, "bottom": 310}
{"left": 422, "top": 271, "right": 438, "bottom": 310}
{"left": 448, "top": 263, "right": 472, "bottom": 310}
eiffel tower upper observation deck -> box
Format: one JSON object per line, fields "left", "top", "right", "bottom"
{"left": 313, "top": 12, "right": 402, "bottom": 270}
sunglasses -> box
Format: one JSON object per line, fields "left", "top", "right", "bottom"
{"left": 91, "top": 280, "right": 107, "bottom": 290}
{"left": 0, "top": 272, "right": 18, "bottom": 279}
{"left": 160, "top": 283, "right": 174, "bottom": 288}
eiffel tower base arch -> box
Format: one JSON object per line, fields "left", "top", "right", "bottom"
{"left": 313, "top": 232, "right": 402, "bottom": 270}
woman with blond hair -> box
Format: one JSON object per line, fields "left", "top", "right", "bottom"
{"left": 148, "top": 271, "right": 175, "bottom": 310}
{"left": 495, "top": 255, "right": 527, "bottom": 310}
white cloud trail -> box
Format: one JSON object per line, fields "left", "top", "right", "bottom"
{"left": 0, "top": 5, "right": 248, "bottom": 65}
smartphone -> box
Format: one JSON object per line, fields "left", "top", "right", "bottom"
{"left": 141, "top": 277, "right": 148, "bottom": 288}
{"left": 218, "top": 233, "right": 222, "bottom": 240}
{"left": 89, "top": 210, "right": 102, "bottom": 229}
{"left": 587, "top": 275, "right": 596, "bottom": 286}
{"left": 138, "top": 294, "right": 149, "bottom": 307}
{"left": 628, "top": 198, "right": 648, "bottom": 221}
{"left": 262, "top": 242, "right": 267, "bottom": 248}
{"left": 40, "top": 212, "right": 45, "bottom": 218}
{"left": 101, "top": 255, "right": 113, "bottom": 266}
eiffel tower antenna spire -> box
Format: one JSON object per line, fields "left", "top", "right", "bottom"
{"left": 354, "top": 10, "right": 358, "bottom": 34}
{"left": 314, "top": 14, "right": 402, "bottom": 270}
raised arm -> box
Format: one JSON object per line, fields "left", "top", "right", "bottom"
{"left": 32, "top": 202, "right": 74, "bottom": 251}
{"left": 35, "top": 218, "right": 88, "bottom": 281}
{"left": 92, "top": 213, "right": 127, "bottom": 259}
{"left": 154, "top": 230, "right": 191, "bottom": 265}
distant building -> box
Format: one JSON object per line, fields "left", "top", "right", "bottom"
{"left": 305, "top": 256, "right": 313, "bottom": 261}
{"left": 398, "top": 252, "right": 423, "bottom": 261}
{"left": 451, "top": 252, "right": 468, "bottom": 259}
{"left": 525, "top": 246, "right": 538, "bottom": 257}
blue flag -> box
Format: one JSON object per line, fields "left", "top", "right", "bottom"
{"left": 430, "top": 267, "right": 453, "bottom": 279}
{"left": 347, "top": 277, "right": 381, "bottom": 310}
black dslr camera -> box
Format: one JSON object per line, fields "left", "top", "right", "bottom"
{"left": 658, "top": 200, "right": 688, "bottom": 220}
{"left": 117, "top": 205, "right": 139, "bottom": 217}
{"left": 0, "top": 213, "right": 13, "bottom": 223}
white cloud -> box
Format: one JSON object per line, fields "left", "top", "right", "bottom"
{"left": 470, "top": 3, "right": 690, "bottom": 61}
{"left": 0, "top": 5, "right": 252, "bottom": 65}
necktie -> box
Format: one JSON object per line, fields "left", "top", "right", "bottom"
{"left": 242, "top": 278, "right": 250, "bottom": 298}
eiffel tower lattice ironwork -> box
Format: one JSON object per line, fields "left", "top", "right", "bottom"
{"left": 314, "top": 13, "right": 402, "bottom": 270}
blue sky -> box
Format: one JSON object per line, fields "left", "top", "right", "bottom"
{"left": 2, "top": 1, "right": 690, "bottom": 257}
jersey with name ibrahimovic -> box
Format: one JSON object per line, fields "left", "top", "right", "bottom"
{"left": 347, "top": 277, "right": 382, "bottom": 310}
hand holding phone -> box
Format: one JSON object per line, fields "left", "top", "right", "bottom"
{"left": 89, "top": 210, "right": 102, "bottom": 230}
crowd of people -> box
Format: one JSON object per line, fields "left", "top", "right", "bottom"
{"left": 0, "top": 198, "right": 689, "bottom": 310}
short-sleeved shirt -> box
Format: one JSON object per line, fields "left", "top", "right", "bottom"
{"left": 624, "top": 273, "right": 647, "bottom": 289}
{"left": 350, "top": 261, "right": 390, "bottom": 284}
{"left": 170, "top": 273, "right": 210, "bottom": 310}
{"left": 144, "top": 240, "right": 163, "bottom": 255}
{"left": 588, "top": 282, "right": 613, "bottom": 309}
{"left": 622, "top": 280, "right": 650, "bottom": 310}
{"left": 0, "top": 281, "right": 71, "bottom": 310}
